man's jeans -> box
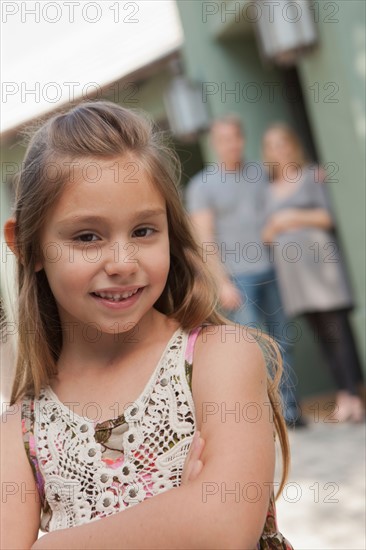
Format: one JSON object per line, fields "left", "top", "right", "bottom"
{"left": 225, "top": 268, "right": 301, "bottom": 423}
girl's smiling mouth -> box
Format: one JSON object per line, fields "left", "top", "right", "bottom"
{"left": 90, "top": 286, "right": 145, "bottom": 307}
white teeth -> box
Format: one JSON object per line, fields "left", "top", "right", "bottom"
{"left": 94, "top": 288, "right": 140, "bottom": 301}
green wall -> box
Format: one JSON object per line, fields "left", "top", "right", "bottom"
{"left": 177, "top": 1, "right": 297, "bottom": 163}
{"left": 298, "top": 0, "right": 366, "bottom": 365}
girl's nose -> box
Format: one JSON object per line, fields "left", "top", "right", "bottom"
{"left": 103, "top": 242, "right": 139, "bottom": 277}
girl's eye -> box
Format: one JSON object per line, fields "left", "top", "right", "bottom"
{"left": 133, "top": 227, "right": 156, "bottom": 238}
{"left": 74, "top": 233, "right": 99, "bottom": 243}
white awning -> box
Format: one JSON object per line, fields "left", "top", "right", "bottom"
{"left": 1, "top": 0, "right": 183, "bottom": 133}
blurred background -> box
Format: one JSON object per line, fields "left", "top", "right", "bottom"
{"left": 1, "top": 1, "right": 365, "bottom": 548}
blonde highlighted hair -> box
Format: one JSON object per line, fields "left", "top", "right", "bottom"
{"left": 6, "top": 101, "right": 289, "bottom": 494}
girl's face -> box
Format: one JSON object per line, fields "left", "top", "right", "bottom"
{"left": 263, "top": 129, "right": 295, "bottom": 166}
{"left": 36, "top": 156, "right": 170, "bottom": 335}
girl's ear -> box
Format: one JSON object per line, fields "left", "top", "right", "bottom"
{"left": 4, "top": 217, "right": 18, "bottom": 258}
{"left": 3, "top": 218, "right": 43, "bottom": 271}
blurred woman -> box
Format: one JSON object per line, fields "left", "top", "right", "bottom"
{"left": 261, "top": 123, "right": 364, "bottom": 423}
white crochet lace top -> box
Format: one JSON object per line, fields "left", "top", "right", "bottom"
{"left": 21, "top": 326, "right": 201, "bottom": 532}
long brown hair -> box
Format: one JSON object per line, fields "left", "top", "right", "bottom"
{"left": 6, "top": 100, "right": 289, "bottom": 494}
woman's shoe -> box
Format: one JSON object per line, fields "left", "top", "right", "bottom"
{"left": 333, "top": 392, "right": 365, "bottom": 423}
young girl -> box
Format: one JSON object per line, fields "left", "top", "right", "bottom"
{"left": 2, "top": 101, "right": 292, "bottom": 549}
{"left": 261, "top": 123, "right": 365, "bottom": 423}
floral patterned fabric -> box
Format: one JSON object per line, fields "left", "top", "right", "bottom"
{"left": 21, "top": 325, "right": 293, "bottom": 547}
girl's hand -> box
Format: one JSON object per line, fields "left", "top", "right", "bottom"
{"left": 181, "top": 430, "right": 205, "bottom": 485}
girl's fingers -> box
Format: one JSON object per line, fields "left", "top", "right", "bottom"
{"left": 192, "top": 435, "right": 205, "bottom": 460}
{"left": 190, "top": 459, "right": 203, "bottom": 479}
{"left": 181, "top": 432, "right": 200, "bottom": 483}
{"left": 181, "top": 431, "right": 205, "bottom": 485}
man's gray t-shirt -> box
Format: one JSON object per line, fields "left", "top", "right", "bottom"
{"left": 185, "top": 164, "right": 271, "bottom": 276}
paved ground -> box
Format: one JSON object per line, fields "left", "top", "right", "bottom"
{"left": 275, "top": 418, "right": 365, "bottom": 550}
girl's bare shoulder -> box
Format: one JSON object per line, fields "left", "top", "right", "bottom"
{"left": 190, "top": 323, "right": 268, "bottom": 426}
{"left": 193, "top": 323, "right": 266, "bottom": 377}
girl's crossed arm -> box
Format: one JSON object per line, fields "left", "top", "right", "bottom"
{"left": 31, "top": 328, "right": 274, "bottom": 550}
{"left": 31, "top": 330, "right": 273, "bottom": 549}
{"left": 1, "top": 404, "right": 41, "bottom": 550}
{"left": 0, "top": 407, "right": 204, "bottom": 550}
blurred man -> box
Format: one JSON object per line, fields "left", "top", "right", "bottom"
{"left": 185, "top": 114, "right": 306, "bottom": 427}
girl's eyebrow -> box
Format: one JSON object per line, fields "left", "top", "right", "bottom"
{"left": 56, "top": 209, "right": 166, "bottom": 227}
{"left": 133, "top": 208, "right": 166, "bottom": 220}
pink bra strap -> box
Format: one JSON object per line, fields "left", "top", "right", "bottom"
{"left": 21, "top": 397, "right": 46, "bottom": 507}
{"left": 185, "top": 325, "right": 205, "bottom": 364}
